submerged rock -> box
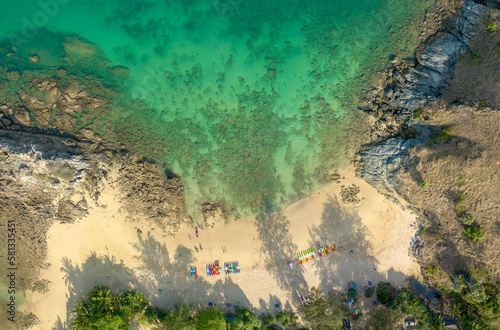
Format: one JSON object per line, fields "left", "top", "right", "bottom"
{"left": 29, "top": 55, "right": 40, "bottom": 63}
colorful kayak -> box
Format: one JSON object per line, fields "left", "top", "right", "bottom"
{"left": 195, "top": 227, "right": 199, "bottom": 238}
{"left": 206, "top": 265, "right": 210, "bottom": 276}
{"left": 236, "top": 261, "right": 240, "bottom": 273}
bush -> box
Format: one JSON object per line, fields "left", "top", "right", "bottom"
{"left": 194, "top": 307, "right": 226, "bottom": 330}
{"left": 366, "top": 307, "right": 404, "bottom": 330}
{"left": 462, "top": 213, "right": 475, "bottom": 226}
{"left": 455, "top": 192, "right": 467, "bottom": 204}
{"left": 261, "top": 314, "right": 274, "bottom": 325}
{"left": 70, "top": 285, "right": 150, "bottom": 329}
{"left": 414, "top": 107, "right": 424, "bottom": 119}
{"left": 420, "top": 228, "right": 427, "bottom": 236}
{"left": 276, "top": 311, "right": 296, "bottom": 326}
{"left": 365, "top": 287, "right": 374, "bottom": 298}
{"left": 229, "top": 308, "right": 261, "bottom": 329}
{"left": 470, "top": 282, "right": 487, "bottom": 303}
{"left": 419, "top": 181, "right": 428, "bottom": 189}
{"left": 486, "top": 19, "right": 497, "bottom": 35}
{"left": 437, "top": 128, "right": 453, "bottom": 143}
{"left": 464, "top": 226, "right": 485, "bottom": 241}
{"left": 426, "top": 265, "right": 441, "bottom": 277}
{"left": 394, "top": 289, "right": 433, "bottom": 327}
{"left": 377, "top": 290, "right": 391, "bottom": 304}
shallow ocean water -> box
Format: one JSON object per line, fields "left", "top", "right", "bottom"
{"left": 0, "top": 0, "right": 433, "bottom": 218}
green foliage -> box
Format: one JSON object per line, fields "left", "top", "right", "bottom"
{"left": 462, "top": 213, "right": 475, "bottom": 226}
{"left": 455, "top": 192, "right": 467, "bottom": 204}
{"left": 426, "top": 265, "right": 441, "bottom": 277}
{"left": 365, "top": 287, "right": 374, "bottom": 298}
{"left": 495, "top": 42, "right": 500, "bottom": 53}
{"left": 420, "top": 228, "right": 427, "bottom": 236}
{"left": 471, "top": 49, "right": 481, "bottom": 60}
{"left": 419, "top": 181, "right": 428, "bottom": 189}
{"left": 70, "top": 285, "right": 150, "bottom": 330}
{"left": 366, "top": 307, "right": 404, "bottom": 330}
{"left": 261, "top": 314, "right": 275, "bottom": 325}
{"left": 454, "top": 274, "right": 468, "bottom": 293}
{"left": 464, "top": 225, "right": 485, "bottom": 241}
{"left": 469, "top": 282, "right": 487, "bottom": 303}
{"left": 414, "top": 107, "right": 424, "bottom": 119}
{"left": 437, "top": 128, "right": 453, "bottom": 143}
{"left": 456, "top": 175, "right": 471, "bottom": 185}
{"left": 276, "top": 311, "right": 295, "bottom": 326}
{"left": 376, "top": 290, "right": 391, "bottom": 304}
{"left": 453, "top": 274, "right": 500, "bottom": 325}
{"left": 193, "top": 307, "right": 226, "bottom": 330}
{"left": 470, "top": 266, "right": 490, "bottom": 282}
{"left": 119, "top": 290, "right": 148, "bottom": 321}
{"left": 394, "top": 289, "right": 433, "bottom": 328}
{"left": 376, "top": 282, "right": 396, "bottom": 305}
{"left": 300, "top": 287, "right": 344, "bottom": 329}
{"left": 426, "top": 126, "right": 454, "bottom": 146}
{"left": 477, "top": 98, "right": 489, "bottom": 110}
{"left": 460, "top": 312, "right": 492, "bottom": 330}
{"left": 455, "top": 205, "right": 467, "bottom": 217}
{"left": 229, "top": 308, "right": 261, "bottom": 330}
{"left": 486, "top": 19, "right": 497, "bottom": 35}
{"left": 161, "top": 304, "right": 195, "bottom": 329}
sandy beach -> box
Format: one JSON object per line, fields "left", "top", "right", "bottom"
{"left": 24, "top": 167, "right": 421, "bottom": 329}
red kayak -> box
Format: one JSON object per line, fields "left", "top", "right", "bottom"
{"left": 195, "top": 227, "right": 199, "bottom": 238}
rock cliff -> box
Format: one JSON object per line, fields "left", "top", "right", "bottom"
{"left": 357, "top": 0, "right": 488, "bottom": 197}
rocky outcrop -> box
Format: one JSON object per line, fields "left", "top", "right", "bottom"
{"left": 0, "top": 130, "right": 190, "bottom": 228}
{"left": 357, "top": 0, "right": 487, "bottom": 196}
{"left": 360, "top": 0, "right": 486, "bottom": 121}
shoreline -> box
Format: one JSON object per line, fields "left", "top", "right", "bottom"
{"left": 5, "top": 0, "right": 496, "bottom": 327}
{"left": 25, "top": 166, "right": 420, "bottom": 328}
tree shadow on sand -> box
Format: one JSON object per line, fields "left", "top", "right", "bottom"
{"left": 53, "top": 251, "right": 148, "bottom": 329}
{"left": 308, "top": 195, "right": 410, "bottom": 294}
{"left": 57, "top": 235, "right": 256, "bottom": 328}
{"left": 255, "top": 208, "right": 308, "bottom": 308}
{"left": 131, "top": 234, "right": 254, "bottom": 312}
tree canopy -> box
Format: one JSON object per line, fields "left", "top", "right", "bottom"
{"left": 300, "top": 286, "right": 345, "bottom": 329}
{"left": 160, "top": 303, "right": 195, "bottom": 330}
{"left": 193, "top": 307, "right": 226, "bottom": 330}
{"left": 229, "top": 308, "right": 261, "bottom": 329}
{"left": 70, "top": 285, "right": 148, "bottom": 330}
{"left": 365, "top": 306, "right": 404, "bottom": 330}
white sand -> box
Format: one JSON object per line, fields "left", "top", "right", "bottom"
{"left": 25, "top": 167, "right": 421, "bottom": 329}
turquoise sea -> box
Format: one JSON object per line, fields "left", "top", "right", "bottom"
{"left": 0, "top": 0, "right": 433, "bottom": 218}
